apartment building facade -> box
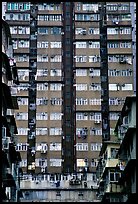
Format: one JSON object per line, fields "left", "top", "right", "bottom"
{"left": 3, "top": 1, "right": 135, "bottom": 185}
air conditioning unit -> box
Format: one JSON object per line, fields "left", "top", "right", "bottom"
{"left": 41, "top": 149, "right": 47, "bottom": 154}
{"left": 94, "top": 120, "right": 101, "bottom": 124}
{"left": 41, "top": 167, "right": 45, "bottom": 173}
{"left": 119, "top": 58, "right": 126, "bottom": 64}
{"left": 89, "top": 68, "right": 94, "bottom": 72}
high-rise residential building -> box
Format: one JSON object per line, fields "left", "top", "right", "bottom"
{"left": 3, "top": 2, "right": 135, "bottom": 201}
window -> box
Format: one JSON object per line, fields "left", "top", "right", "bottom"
{"left": 50, "top": 83, "right": 62, "bottom": 91}
{"left": 76, "top": 113, "right": 88, "bottom": 121}
{"left": 76, "top": 98, "right": 88, "bottom": 105}
{"left": 38, "top": 27, "right": 48, "bottom": 34}
{"left": 109, "top": 84, "right": 119, "bottom": 91}
{"left": 36, "top": 143, "right": 47, "bottom": 152}
{"left": 76, "top": 128, "right": 88, "bottom": 139}
{"left": 18, "top": 69, "right": 29, "bottom": 80}
{"left": 36, "top": 112, "right": 48, "bottom": 120}
{"left": 24, "top": 3, "right": 30, "bottom": 10}
{"left": 76, "top": 143, "right": 88, "bottom": 151}
{"left": 120, "top": 27, "right": 131, "bottom": 34}
{"left": 17, "top": 128, "right": 28, "bottom": 135}
{"left": 107, "top": 42, "right": 119, "bottom": 48}
{"left": 50, "top": 42, "right": 61, "bottom": 48}
{"left": 107, "top": 28, "right": 119, "bottom": 35}
{"left": 82, "top": 4, "right": 98, "bottom": 12}
{"left": 108, "top": 69, "right": 120, "bottom": 77}
{"left": 120, "top": 42, "right": 131, "bottom": 48}
{"left": 18, "top": 26, "right": 30, "bottom": 34}
{"left": 88, "top": 28, "right": 99, "bottom": 35}
{"left": 37, "top": 41, "right": 49, "bottom": 48}
{"left": 50, "top": 98, "right": 62, "bottom": 105}
{"left": 37, "top": 83, "right": 48, "bottom": 91}
{"left": 74, "top": 56, "right": 87, "bottom": 63}
{"left": 38, "top": 15, "right": 61, "bottom": 21}
{"left": 35, "top": 158, "right": 47, "bottom": 167}
{"left": 91, "top": 143, "right": 102, "bottom": 151}
{"left": 50, "top": 69, "right": 61, "bottom": 76}
{"left": 89, "top": 55, "right": 100, "bottom": 62}
{"left": 89, "top": 83, "right": 101, "bottom": 91}
{"left": 6, "top": 13, "right": 30, "bottom": 21}
{"left": 89, "top": 112, "right": 102, "bottom": 121}
{"left": 76, "top": 69, "right": 87, "bottom": 76}
{"left": 18, "top": 40, "right": 29, "bottom": 48}
{"left": 75, "top": 42, "right": 87, "bottom": 48}
{"left": 16, "top": 55, "right": 29, "bottom": 62}
{"left": 90, "top": 128, "right": 102, "bottom": 136}
{"left": 91, "top": 159, "right": 98, "bottom": 167}
{"left": 75, "top": 28, "right": 87, "bottom": 35}
{"left": 38, "top": 3, "right": 58, "bottom": 11}
{"left": 76, "top": 84, "right": 87, "bottom": 91}
{"left": 75, "top": 14, "right": 99, "bottom": 21}
{"left": 12, "top": 40, "right": 17, "bottom": 49}
{"left": 36, "top": 98, "right": 48, "bottom": 105}
{"left": 7, "top": 3, "right": 18, "bottom": 10}
{"left": 16, "top": 143, "right": 28, "bottom": 151}
{"left": 109, "top": 97, "right": 125, "bottom": 106}
{"left": 17, "top": 83, "right": 29, "bottom": 92}
{"left": 37, "top": 55, "right": 48, "bottom": 62}
{"left": 89, "top": 99, "right": 101, "bottom": 105}
{"left": 16, "top": 112, "right": 28, "bottom": 120}
{"left": 121, "top": 84, "right": 133, "bottom": 91}
{"left": 50, "top": 159, "right": 62, "bottom": 167}
{"left": 50, "top": 127, "right": 62, "bottom": 135}
{"left": 20, "top": 159, "right": 27, "bottom": 167}
{"left": 108, "top": 55, "right": 120, "bottom": 62}
{"left": 50, "top": 113, "right": 62, "bottom": 120}
{"left": 17, "top": 97, "right": 28, "bottom": 105}
{"left": 109, "top": 171, "right": 121, "bottom": 182}
{"left": 88, "top": 41, "right": 100, "bottom": 48}
{"left": 89, "top": 68, "right": 100, "bottom": 77}
{"left": 50, "top": 143, "right": 61, "bottom": 151}
{"left": 10, "top": 26, "right": 17, "bottom": 34}
{"left": 50, "top": 55, "right": 62, "bottom": 62}
{"left": 36, "top": 69, "right": 48, "bottom": 77}
{"left": 110, "top": 112, "right": 120, "bottom": 120}
{"left": 51, "top": 27, "right": 61, "bottom": 35}
{"left": 36, "top": 128, "right": 48, "bottom": 135}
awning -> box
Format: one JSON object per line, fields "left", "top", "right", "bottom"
{"left": 2, "top": 83, "right": 14, "bottom": 109}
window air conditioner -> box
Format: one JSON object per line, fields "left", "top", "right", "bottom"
{"left": 94, "top": 120, "right": 101, "bottom": 124}
{"left": 41, "top": 167, "right": 45, "bottom": 173}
